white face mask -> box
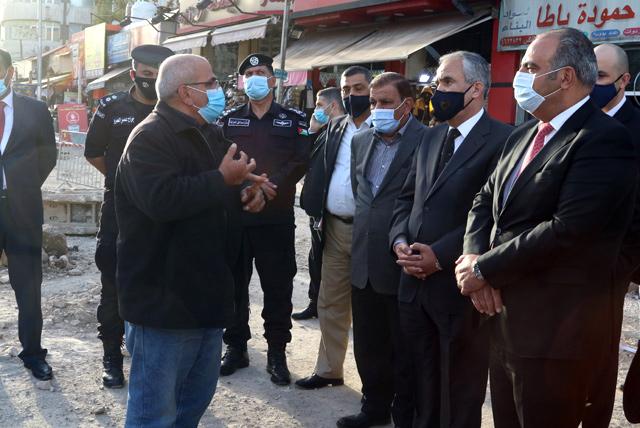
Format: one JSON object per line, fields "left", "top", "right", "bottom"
{"left": 513, "top": 67, "right": 565, "bottom": 114}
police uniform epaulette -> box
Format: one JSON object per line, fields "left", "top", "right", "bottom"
{"left": 98, "top": 91, "right": 128, "bottom": 109}
{"left": 219, "top": 104, "right": 244, "bottom": 119}
{"left": 284, "top": 106, "right": 306, "bottom": 118}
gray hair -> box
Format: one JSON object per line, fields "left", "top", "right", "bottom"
{"left": 156, "top": 54, "right": 209, "bottom": 102}
{"left": 547, "top": 28, "right": 598, "bottom": 87}
{"left": 317, "top": 87, "right": 344, "bottom": 113}
{"left": 439, "top": 51, "right": 491, "bottom": 98}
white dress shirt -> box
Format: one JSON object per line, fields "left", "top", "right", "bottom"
{"left": 326, "top": 115, "right": 372, "bottom": 217}
{"left": 450, "top": 108, "right": 484, "bottom": 153}
{"left": 503, "top": 96, "right": 590, "bottom": 201}
{"left": 0, "top": 90, "right": 14, "bottom": 189}
{"left": 605, "top": 96, "right": 626, "bottom": 117}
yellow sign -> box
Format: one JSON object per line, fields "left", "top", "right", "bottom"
{"left": 84, "top": 23, "right": 106, "bottom": 78}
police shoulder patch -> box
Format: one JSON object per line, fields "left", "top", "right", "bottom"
{"left": 284, "top": 106, "right": 306, "bottom": 118}
{"left": 219, "top": 104, "right": 244, "bottom": 121}
{"left": 98, "top": 91, "right": 127, "bottom": 109}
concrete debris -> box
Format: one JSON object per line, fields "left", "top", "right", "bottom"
{"left": 42, "top": 225, "right": 68, "bottom": 257}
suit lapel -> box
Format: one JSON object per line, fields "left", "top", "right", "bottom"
{"left": 325, "top": 116, "right": 349, "bottom": 170}
{"left": 374, "top": 119, "right": 422, "bottom": 196}
{"left": 501, "top": 100, "right": 595, "bottom": 211}
{"left": 3, "top": 94, "right": 22, "bottom": 155}
{"left": 496, "top": 123, "right": 537, "bottom": 209}
{"left": 426, "top": 113, "right": 489, "bottom": 200}
{"left": 614, "top": 99, "right": 632, "bottom": 126}
{"left": 422, "top": 124, "right": 448, "bottom": 201}
{"left": 358, "top": 130, "right": 376, "bottom": 198}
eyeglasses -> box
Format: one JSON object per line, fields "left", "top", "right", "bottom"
{"left": 184, "top": 77, "right": 218, "bottom": 89}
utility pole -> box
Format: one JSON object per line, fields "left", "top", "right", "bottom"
{"left": 275, "top": 0, "right": 290, "bottom": 104}
{"left": 36, "top": 0, "right": 43, "bottom": 99}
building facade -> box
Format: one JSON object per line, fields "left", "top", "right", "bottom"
{"left": 0, "top": 0, "right": 93, "bottom": 61}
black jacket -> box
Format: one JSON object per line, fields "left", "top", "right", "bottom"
{"left": 389, "top": 112, "right": 512, "bottom": 307}
{"left": 299, "top": 114, "right": 351, "bottom": 219}
{"left": 464, "top": 101, "right": 638, "bottom": 359}
{"left": 613, "top": 100, "right": 640, "bottom": 284}
{"left": 300, "top": 126, "right": 327, "bottom": 216}
{"left": 351, "top": 118, "right": 425, "bottom": 295}
{"left": 2, "top": 92, "right": 57, "bottom": 229}
{"left": 115, "top": 102, "right": 242, "bottom": 329}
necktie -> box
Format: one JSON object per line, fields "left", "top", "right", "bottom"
{"left": 0, "top": 101, "right": 5, "bottom": 191}
{"left": 516, "top": 122, "right": 554, "bottom": 178}
{"left": 436, "top": 127, "right": 460, "bottom": 177}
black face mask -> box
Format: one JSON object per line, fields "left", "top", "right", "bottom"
{"left": 431, "top": 85, "right": 473, "bottom": 121}
{"left": 134, "top": 73, "right": 157, "bottom": 100}
{"left": 343, "top": 94, "right": 370, "bottom": 118}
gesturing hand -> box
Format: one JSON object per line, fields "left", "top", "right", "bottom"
{"left": 219, "top": 143, "right": 260, "bottom": 186}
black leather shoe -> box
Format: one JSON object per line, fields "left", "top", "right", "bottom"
{"left": 266, "top": 349, "right": 290, "bottom": 385}
{"left": 102, "top": 355, "right": 125, "bottom": 388}
{"left": 336, "top": 412, "right": 391, "bottom": 428}
{"left": 220, "top": 346, "right": 249, "bottom": 376}
{"left": 291, "top": 302, "right": 318, "bottom": 320}
{"left": 295, "top": 374, "right": 344, "bottom": 389}
{"left": 23, "top": 359, "right": 53, "bottom": 381}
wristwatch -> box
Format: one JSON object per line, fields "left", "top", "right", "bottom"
{"left": 473, "top": 261, "right": 484, "bottom": 281}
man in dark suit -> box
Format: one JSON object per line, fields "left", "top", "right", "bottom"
{"left": 0, "top": 49, "right": 57, "bottom": 380}
{"left": 389, "top": 52, "right": 512, "bottom": 427}
{"left": 582, "top": 43, "right": 640, "bottom": 428}
{"left": 296, "top": 66, "right": 372, "bottom": 390}
{"left": 295, "top": 87, "right": 345, "bottom": 320}
{"left": 456, "top": 29, "right": 638, "bottom": 427}
{"left": 335, "top": 72, "right": 425, "bottom": 428}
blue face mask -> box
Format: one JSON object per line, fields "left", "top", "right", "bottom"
{"left": 0, "top": 70, "right": 8, "bottom": 94}
{"left": 189, "top": 86, "right": 226, "bottom": 123}
{"left": 371, "top": 99, "right": 407, "bottom": 135}
{"left": 244, "top": 75, "right": 271, "bottom": 101}
{"left": 313, "top": 104, "right": 332, "bottom": 125}
{"left": 590, "top": 74, "right": 623, "bottom": 108}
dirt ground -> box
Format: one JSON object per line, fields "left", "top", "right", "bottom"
{"left": 0, "top": 206, "right": 638, "bottom": 427}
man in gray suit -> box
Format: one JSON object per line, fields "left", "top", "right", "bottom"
{"left": 337, "top": 72, "right": 426, "bottom": 428}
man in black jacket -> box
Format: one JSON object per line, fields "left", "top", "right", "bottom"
{"left": 0, "top": 49, "right": 57, "bottom": 381}
{"left": 583, "top": 43, "right": 640, "bottom": 428}
{"left": 296, "top": 86, "right": 345, "bottom": 320}
{"left": 457, "top": 29, "right": 638, "bottom": 426}
{"left": 390, "top": 52, "right": 512, "bottom": 427}
{"left": 296, "top": 66, "right": 372, "bottom": 390}
{"left": 338, "top": 72, "right": 426, "bottom": 428}
{"left": 115, "top": 54, "right": 265, "bottom": 427}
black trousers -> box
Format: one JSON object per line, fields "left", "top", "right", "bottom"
{"left": 307, "top": 217, "right": 322, "bottom": 305}
{"left": 490, "top": 346, "right": 590, "bottom": 428}
{"left": 95, "top": 190, "right": 124, "bottom": 354}
{"left": 352, "top": 284, "right": 414, "bottom": 427}
{"left": 223, "top": 224, "right": 296, "bottom": 349}
{"left": 0, "top": 198, "right": 46, "bottom": 362}
{"left": 582, "top": 282, "right": 628, "bottom": 428}
{"left": 399, "top": 294, "right": 489, "bottom": 428}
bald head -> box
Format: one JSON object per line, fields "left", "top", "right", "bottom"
{"left": 156, "top": 54, "right": 211, "bottom": 101}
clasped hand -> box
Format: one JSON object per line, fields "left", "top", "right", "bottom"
{"left": 455, "top": 254, "right": 503, "bottom": 316}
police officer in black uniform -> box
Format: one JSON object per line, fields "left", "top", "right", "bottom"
{"left": 84, "top": 44, "right": 174, "bottom": 388}
{"left": 218, "top": 53, "right": 310, "bottom": 385}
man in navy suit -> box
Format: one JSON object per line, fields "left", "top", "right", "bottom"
{"left": 0, "top": 49, "right": 57, "bottom": 380}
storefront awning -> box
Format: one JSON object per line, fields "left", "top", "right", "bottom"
{"left": 162, "top": 29, "right": 212, "bottom": 52}
{"left": 41, "top": 73, "right": 72, "bottom": 89}
{"left": 86, "top": 66, "right": 130, "bottom": 92}
{"left": 275, "top": 11, "right": 492, "bottom": 71}
{"left": 272, "top": 26, "right": 377, "bottom": 71}
{"left": 211, "top": 18, "right": 271, "bottom": 46}
{"left": 321, "top": 12, "right": 492, "bottom": 67}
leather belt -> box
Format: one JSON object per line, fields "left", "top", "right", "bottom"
{"left": 328, "top": 213, "right": 354, "bottom": 224}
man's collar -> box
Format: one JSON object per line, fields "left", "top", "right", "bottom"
{"left": 243, "top": 99, "right": 279, "bottom": 118}
{"left": 156, "top": 101, "right": 200, "bottom": 132}
{"left": 548, "top": 96, "right": 590, "bottom": 132}
{"left": 0, "top": 89, "right": 14, "bottom": 108}
{"left": 450, "top": 108, "right": 484, "bottom": 139}
{"left": 605, "top": 96, "right": 626, "bottom": 117}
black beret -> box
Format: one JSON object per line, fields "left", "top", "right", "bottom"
{"left": 238, "top": 53, "right": 274, "bottom": 75}
{"left": 131, "top": 44, "right": 174, "bottom": 68}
